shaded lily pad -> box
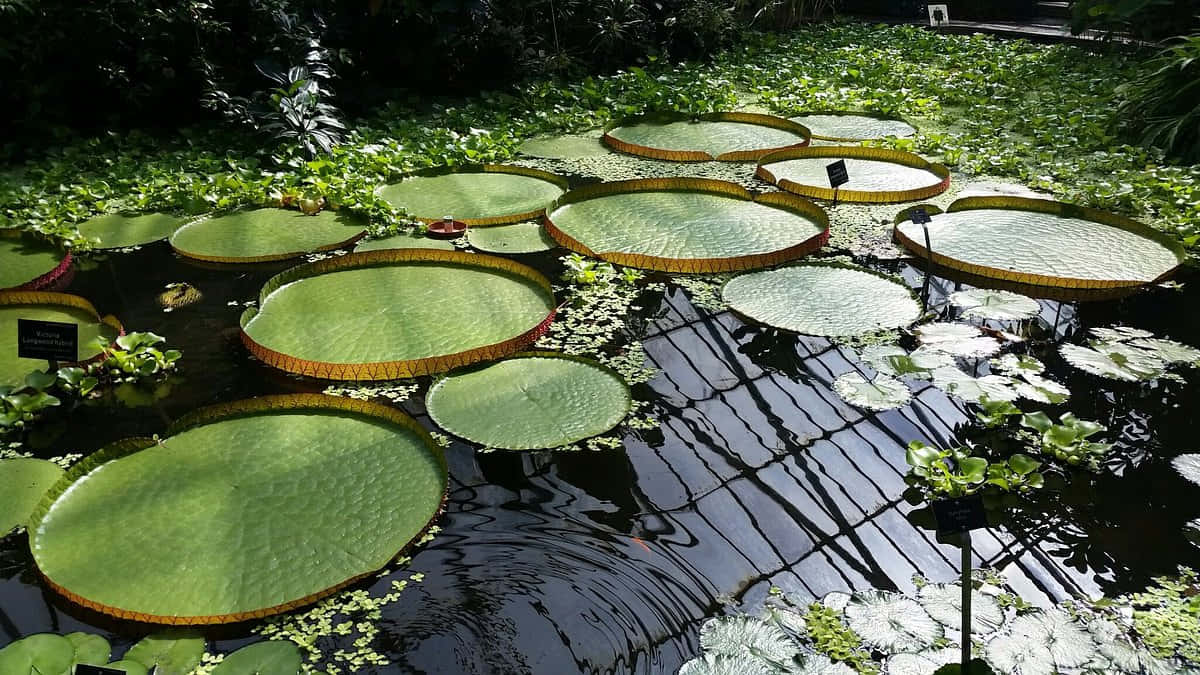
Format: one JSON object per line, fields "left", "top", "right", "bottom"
{"left": 354, "top": 233, "right": 454, "bottom": 252}
{"left": 833, "top": 372, "right": 911, "bottom": 411}
{"left": 949, "top": 289, "right": 1040, "bottom": 321}
{"left": 518, "top": 132, "right": 612, "bottom": 159}
{"left": 0, "top": 458, "right": 65, "bottom": 535}
{"left": 78, "top": 213, "right": 185, "bottom": 249}
{"left": 170, "top": 208, "right": 366, "bottom": 263}
{"left": 29, "top": 394, "right": 448, "bottom": 624}
{"left": 211, "top": 641, "right": 302, "bottom": 675}
{"left": 0, "top": 633, "right": 75, "bottom": 675}
{"left": 123, "top": 631, "right": 205, "bottom": 675}
{"left": 0, "top": 230, "right": 70, "bottom": 291}
{"left": 789, "top": 113, "right": 916, "bottom": 141}
{"left": 723, "top": 263, "right": 919, "bottom": 336}
{"left": 379, "top": 166, "right": 566, "bottom": 225}
{"left": 426, "top": 353, "right": 630, "bottom": 450}
{"left": 758, "top": 146, "right": 949, "bottom": 203}
{"left": 604, "top": 112, "right": 810, "bottom": 161}
{"left": 66, "top": 632, "right": 112, "bottom": 666}
{"left": 1, "top": 291, "right": 121, "bottom": 388}
{"left": 844, "top": 590, "right": 942, "bottom": 652}
{"left": 467, "top": 222, "right": 557, "bottom": 254}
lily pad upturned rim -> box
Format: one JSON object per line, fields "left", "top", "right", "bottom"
{"left": 0, "top": 229, "right": 73, "bottom": 291}
{"left": 169, "top": 208, "right": 367, "bottom": 264}
{"left": 27, "top": 393, "right": 449, "bottom": 626}
{"left": 787, "top": 110, "right": 918, "bottom": 142}
{"left": 543, "top": 177, "right": 830, "bottom": 273}
{"left": 756, "top": 146, "right": 951, "bottom": 203}
{"left": 384, "top": 164, "right": 570, "bottom": 226}
{"left": 601, "top": 112, "right": 812, "bottom": 161}
{"left": 893, "top": 195, "right": 1187, "bottom": 292}
{"left": 239, "top": 248, "right": 557, "bottom": 381}
{"left": 0, "top": 290, "right": 125, "bottom": 365}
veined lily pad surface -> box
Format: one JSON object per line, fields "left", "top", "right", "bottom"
{"left": 378, "top": 167, "right": 566, "bottom": 224}
{"left": 241, "top": 250, "right": 556, "bottom": 380}
{"left": 789, "top": 113, "right": 916, "bottom": 141}
{"left": 544, "top": 179, "right": 828, "bottom": 272}
{"left": 0, "top": 459, "right": 65, "bottom": 536}
{"left": 426, "top": 354, "right": 631, "bottom": 450}
{"left": 603, "top": 113, "right": 809, "bottom": 161}
{"left": 353, "top": 232, "right": 454, "bottom": 252}
{"left": 467, "top": 221, "right": 556, "bottom": 254}
{"left": 518, "top": 132, "right": 612, "bottom": 159}
{"left": 29, "top": 395, "right": 448, "bottom": 624}
{"left": 758, "top": 147, "right": 949, "bottom": 203}
{"left": 169, "top": 209, "right": 365, "bottom": 263}
{"left": 722, "top": 264, "right": 920, "bottom": 336}
{"left": 0, "top": 292, "right": 119, "bottom": 387}
{"left": 763, "top": 157, "right": 943, "bottom": 197}
{"left": 78, "top": 213, "right": 185, "bottom": 249}
{"left": 0, "top": 232, "right": 69, "bottom": 290}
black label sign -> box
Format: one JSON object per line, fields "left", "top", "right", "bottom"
{"left": 932, "top": 495, "right": 988, "bottom": 535}
{"left": 826, "top": 160, "right": 849, "bottom": 188}
{"left": 910, "top": 206, "right": 932, "bottom": 224}
{"left": 17, "top": 319, "right": 78, "bottom": 362}
{"left": 75, "top": 665, "right": 127, "bottom": 675}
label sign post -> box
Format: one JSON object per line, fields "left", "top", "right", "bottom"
{"left": 75, "top": 665, "right": 128, "bottom": 675}
{"left": 825, "top": 160, "right": 849, "bottom": 206}
{"left": 933, "top": 494, "right": 987, "bottom": 674}
{"left": 910, "top": 207, "right": 934, "bottom": 310}
{"left": 17, "top": 318, "right": 78, "bottom": 370}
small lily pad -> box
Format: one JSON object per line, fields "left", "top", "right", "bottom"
{"left": 78, "top": 213, "right": 185, "bottom": 249}
{"left": 918, "top": 583, "right": 1005, "bottom": 635}
{"left": 123, "top": 631, "right": 206, "bottom": 675}
{"left": 0, "top": 633, "right": 75, "bottom": 675}
{"left": 833, "top": 372, "right": 912, "bottom": 411}
{"left": 915, "top": 323, "right": 1002, "bottom": 358}
{"left": 949, "top": 289, "right": 1040, "bottom": 321}
{"left": 678, "top": 654, "right": 772, "bottom": 675}
{"left": 985, "top": 609, "right": 1094, "bottom": 674}
{"left": 211, "top": 641, "right": 302, "bottom": 675}
{"left": 105, "top": 660, "right": 150, "bottom": 675}
{"left": 467, "top": 222, "right": 557, "bottom": 254}
{"left": 931, "top": 367, "right": 1019, "bottom": 402}
{"left": 66, "top": 632, "right": 112, "bottom": 666}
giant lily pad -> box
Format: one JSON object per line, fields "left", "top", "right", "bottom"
{"left": 602, "top": 112, "right": 810, "bottom": 161}
{"left": 426, "top": 353, "right": 630, "bottom": 450}
{"left": 78, "top": 213, "right": 186, "bottom": 250}
{"left": 0, "top": 459, "right": 65, "bottom": 536}
{"left": 353, "top": 232, "right": 454, "bottom": 252}
{"left": 758, "top": 147, "right": 949, "bottom": 203}
{"left": 0, "top": 230, "right": 71, "bottom": 291}
{"left": 467, "top": 222, "right": 557, "bottom": 254}
{"left": 379, "top": 165, "right": 567, "bottom": 225}
{"left": 789, "top": 113, "right": 916, "bottom": 142}
{"left": 241, "top": 249, "right": 556, "bottom": 380}
{"left": 29, "top": 394, "right": 448, "bottom": 624}
{"left": 170, "top": 209, "right": 366, "bottom": 263}
{"left": 518, "top": 131, "right": 613, "bottom": 159}
{"left": 722, "top": 263, "right": 920, "bottom": 336}
{"left": 545, "top": 178, "right": 827, "bottom": 273}
{"left": 895, "top": 197, "right": 1184, "bottom": 292}
{"left": 1, "top": 291, "right": 121, "bottom": 388}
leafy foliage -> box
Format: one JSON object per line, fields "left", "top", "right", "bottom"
{"left": 1020, "top": 411, "right": 1112, "bottom": 470}
{"left": 1117, "top": 35, "right": 1200, "bottom": 163}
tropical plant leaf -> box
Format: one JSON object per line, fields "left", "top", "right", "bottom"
{"left": 467, "top": 222, "right": 557, "bottom": 254}
{"left": 353, "top": 233, "right": 454, "bottom": 252}
{"left": 843, "top": 590, "right": 942, "bottom": 653}
{"left": 833, "top": 372, "right": 912, "bottom": 411}
{"left": 0, "top": 458, "right": 65, "bottom": 535}
{"left": 170, "top": 208, "right": 365, "bottom": 263}
{"left": 679, "top": 653, "right": 772, "bottom": 675}
{"left": 1172, "top": 454, "right": 1200, "bottom": 486}
{"left": 789, "top": 114, "right": 916, "bottom": 141}
{"left": 985, "top": 609, "right": 1094, "bottom": 674}
{"left": 0, "top": 633, "right": 75, "bottom": 675}
{"left": 379, "top": 171, "right": 564, "bottom": 222}
{"left": 764, "top": 155, "right": 945, "bottom": 195}
{"left": 699, "top": 616, "right": 799, "bottom": 664}
{"left": 917, "top": 583, "right": 1005, "bottom": 635}
{"left": 78, "top": 213, "right": 185, "bottom": 250}
{"left": 950, "top": 289, "right": 1040, "bottom": 321}
{"left": 211, "top": 640, "right": 302, "bottom": 675}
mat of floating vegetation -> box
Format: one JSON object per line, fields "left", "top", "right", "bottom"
{"left": 602, "top": 112, "right": 811, "bottom": 161}
{"left": 467, "top": 222, "right": 556, "bottom": 254}
{"left": 544, "top": 178, "right": 828, "bottom": 273}
{"left": 722, "top": 262, "right": 921, "bottom": 336}
{"left": 353, "top": 232, "right": 454, "bottom": 252}
{"left": 894, "top": 197, "right": 1185, "bottom": 293}
{"left": 28, "top": 394, "right": 447, "bottom": 624}
{"left": 0, "top": 230, "right": 72, "bottom": 291}
{"left": 240, "top": 249, "right": 556, "bottom": 380}
{"left": 426, "top": 353, "right": 630, "bottom": 450}
{"left": 378, "top": 165, "right": 567, "bottom": 225}
{"left": 169, "top": 208, "right": 366, "bottom": 263}
{"left": 0, "top": 291, "right": 122, "bottom": 388}
{"left": 757, "top": 146, "right": 949, "bottom": 203}
{"left": 78, "top": 213, "right": 186, "bottom": 250}
{"left": 518, "top": 131, "right": 613, "bottom": 159}
{"left": 788, "top": 112, "right": 916, "bottom": 142}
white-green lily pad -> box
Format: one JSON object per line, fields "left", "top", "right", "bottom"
{"left": 833, "top": 372, "right": 912, "bottom": 411}
{"left": 789, "top": 114, "right": 916, "bottom": 141}
{"left": 426, "top": 354, "right": 630, "bottom": 450}
{"left": 379, "top": 169, "right": 565, "bottom": 224}
{"left": 518, "top": 132, "right": 612, "bottom": 159}
{"left": 354, "top": 233, "right": 454, "bottom": 252}
{"left": 1059, "top": 343, "right": 1163, "bottom": 381}
{"left": 915, "top": 323, "right": 1002, "bottom": 358}
{"left": 0, "top": 458, "right": 65, "bottom": 536}
{"left": 699, "top": 616, "right": 799, "bottom": 663}
{"left": 0, "top": 633, "right": 75, "bottom": 675}
{"left": 931, "top": 367, "right": 1019, "bottom": 402}
{"left": 821, "top": 591, "right": 851, "bottom": 613}
{"left": 985, "top": 609, "right": 1094, "bottom": 674}
{"left": 844, "top": 590, "right": 942, "bottom": 653}
{"left": 467, "top": 222, "right": 557, "bottom": 254}
{"left": 679, "top": 654, "right": 772, "bottom": 675}
{"left": 917, "top": 583, "right": 1005, "bottom": 635}
{"left": 211, "top": 641, "right": 302, "bottom": 675}
{"left": 991, "top": 354, "right": 1044, "bottom": 376}
{"left": 1129, "top": 338, "right": 1200, "bottom": 366}
{"left": 123, "top": 631, "right": 205, "bottom": 675}
{"left": 1012, "top": 372, "right": 1070, "bottom": 404}
{"left": 78, "top": 213, "right": 185, "bottom": 249}
{"left": 1172, "top": 454, "right": 1200, "bottom": 487}
{"left": 950, "top": 289, "right": 1040, "bottom": 321}
{"left": 860, "top": 345, "right": 953, "bottom": 379}
{"left": 886, "top": 648, "right": 959, "bottom": 675}
{"left": 170, "top": 209, "right": 365, "bottom": 263}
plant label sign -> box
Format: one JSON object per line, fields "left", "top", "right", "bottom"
{"left": 932, "top": 495, "right": 987, "bottom": 535}
{"left": 928, "top": 4, "right": 950, "bottom": 26}
{"left": 826, "top": 160, "right": 849, "bottom": 189}
{"left": 75, "top": 665, "right": 127, "bottom": 675}
{"left": 910, "top": 207, "right": 932, "bottom": 224}
{"left": 17, "top": 319, "right": 77, "bottom": 362}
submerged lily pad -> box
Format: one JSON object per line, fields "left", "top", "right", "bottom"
{"left": 789, "top": 113, "right": 916, "bottom": 141}
{"left": 833, "top": 372, "right": 912, "bottom": 411}
{"left": 0, "top": 231, "right": 69, "bottom": 291}
{"left": 844, "top": 590, "right": 942, "bottom": 652}
{"left": 29, "top": 394, "right": 447, "bottom": 623}
{"left": 379, "top": 167, "right": 566, "bottom": 225}
{"left": 0, "top": 458, "right": 65, "bottom": 535}
{"left": 467, "top": 222, "right": 557, "bottom": 254}
{"left": 426, "top": 354, "right": 630, "bottom": 450}
{"left": 758, "top": 147, "right": 949, "bottom": 203}
{"left": 604, "top": 113, "right": 809, "bottom": 161}
{"left": 1, "top": 292, "right": 119, "bottom": 388}
{"left": 354, "top": 233, "right": 454, "bottom": 252}
{"left": 78, "top": 213, "right": 185, "bottom": 249}
{"left": 723, "top": 263, "right": 919, "bottom": 336}
{"left": 949, "top": 289, "right": 1040, "bottom": 321}
{"left": 518, "top": 132, "right": 612, "bottom": 159}
{"left": 211, "top": 641, "right": 302, "bottom": 675}
{"left": 170, "top": 209, "right": 366, "bottom": 263}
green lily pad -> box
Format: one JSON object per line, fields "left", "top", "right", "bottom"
{"left": 722, "top": 263, "right": 920, "bottom": 336}
{"left": 212, "top": 641, "right": 302, "bottom": 675}
{"left": 931, "top": 367, "right": 1019, "bottom": 402}
{"left": 0, "top": 234, "right": 67, "bottom": 290}
{"left": 604, "top": 113, "right": 809, "bottom": 160}
{"left": 766, "top": 156, "right": 942, "bottom": 193}
{"left": 833, "top": 372, "right": 912, "bottom": 411}
{"left": 0, "top": 458, "right": 65, "bottom": 535}
{"left": 78, "top": 213, "right": 185, "bottom": 249}
{"left": 844, "top": 590, "right": 943, "bottom": 652}
{"left": 105, "top": 660, "right": 150, "bottom": 675}
{"left": 518, "top": 132, "right": 612, "bottom": 159}
{"left": 1, "top": 298, "right": 117, "bottom": 388}
{"left": 30, "top": 395, "right": 447, "bottom": 623}
{"left": 0, "top": 633, "right": 75, "bottom": 675}
{"left": 949, "top": 289, "right": 1040, "bottom": 321}
{"left": 123, "top": 631, "right": 205, "bottom": 675}
{"left": 241, "top": 250, "right": 556, "bottom": 380}
{"left": 353, "top": 233, "right": 454, "bottom": 252}
{"left": 467, "top": 222, "right": 557, "bottom": 254}
{"left": 66, "top": 632, "right": 112, "bottom": 667}
{"left": 914, "top": 323, "right": 1002, "bottom": 358}
{"left": 789, "top": 113, "right": 916, "bottom": 141}
{"left": 379, "top": 168, "right": 565, "bottom": 224}
{"left": 426, "top": 354, "right": 630, "bottom": 450}
{"left": 170, "top": 209, "right": 366, "bottom": 263}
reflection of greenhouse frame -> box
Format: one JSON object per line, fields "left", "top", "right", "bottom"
{"left": 892, "top": 196, "right": 1187, "bottom": 295}
{"left": 169, "top": 209, "right": 367, "bottom": 264}
{"left": 385, "top": 164, "right": 570, "bottom": 226}
{"left": 0, "top": 228, "right": 72, "bottom": 291}
{"left": 240, "top": 249, "right": 557, "bottom": 380}
{"left": 789, "top": 111, "right": 917, "bottom": 142}
{"left": 543, "top": 178, "right": 829, "bottom": 273}
{"left": 602, "top": 112, "right": 812, "bottom": 161}
{"left": 0, "top": 290, "right": 124, "bottom": 366}
{"left": 28, "top": 394, "right": 448, "bottom": 625}
{"left": 757, "top": 146, "right": 950, "bottom": 203}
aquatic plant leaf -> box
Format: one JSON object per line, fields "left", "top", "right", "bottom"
{"left": 931, "top": 367, "right": 1019, "bottom": 402}
{"left": 1172, "top": 454, "right": 1200, "bottom": 486}
{"left": 353, "top": 233, "right": 454, "bottom": 252}
{"left": 789, "top": 113, "right": 915, "bottom": 141}
{"left": 170, "top": 209, "right": 365, "bottom": 263}
{"left": 765, "top": 605, "right": 808, "bottom": 636}
{"left": 30, "top": 395, "right": 447, "bottom": 624}
{"left": 763, "top": 155, "right": 945, "bottom": 198}
{"left": 379, "top": 169, "right": 564, "bottom": 223}
{"left": 860, "top": 345, "right": 952, "bottom": 379}
{"left": 0, "top": 633, "right": 75, "bottom": 675}
{"left": 885, "top": 648, "right": 959, "bottom": 675}
{"left": 518, "top": 132, "right": 612, "bottom": 159}
{"left": 1090, "top": 326, "right": 1155, "bottom": 341}
{"left": 122, "top": 631, "right": 206, "bottom": 674}
{"left": 426, "top": 354, "right": 631, "bottom": 450}
{"left": 844, "top": 590, "right": 942, "bottom": 652}
{"left": 1013, "top": 372, "right": 1070, "bottom": 405}
{"left": 833, "top": 372, "right": 912, "bottom": 411}
{"left": 679, "top": 654, "right": 772, "bottom": 675}
{"left": 991, "top": 354, "right": 1044, "bottom": 376}
{"left": 211, "top": 640, "right": 302, "bottom": 675}
{"left": 105, "top": 660, "right": 149, "bottom": 675}
{"left": 1129, "top": 338, "right": 1200, "bottom": 366}
{"left": 1088, "top": 617, "right": 1177, "bottom": 675}
{"left": 1059, "top": 343, "right": 1161, "bottom": 381}
{"left": 1, "top": 294, "right": 118, "bottom": 388}
{"left": 985, "top": 609, "right": 1094, "bottom": 674}
{"left": 0, "top": 458, "right": 65, "bottom": 535}
{"left": 784, "top": 653, "right": 857, "bottom": 675}
{"left": 724, "top": 264, "right": 920, "bottom": 337}
{"left": 950, "top": 289, "right": 1040, "bottom": 321}
{"left": 917, "top": 583, "right": 1005, "bottom": 635}
{"left": 78, "top": 213, "right": 185, "bottom": 249}
{"left": 0, "top": 233, "right": 67, "bottom": 290}
{"left": 821, "top": 592, "right": 851, "bottom": 613}
{"left": 606, "top": 114, "right": 808, "bottom": 160}
{"left": 915, "top": 323, "right": 1002, "bottom": 357}
{"left": 699, "top": 616, "right": 799, "bottom": 664}
{"left": 66, "top": 632, "right": 111, "bottom": 667}
{"left": 467, "top": 221, "right": 557, "bottom": 254}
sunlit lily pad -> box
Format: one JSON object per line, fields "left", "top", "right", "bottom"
{"left": 950, "top": 289, "right": 1040, "bottom": 321}
{"left": 604, "top": 113, "right": 809, "bottom": 161}
{"left": 985, "top": 609, "right": 1094, "bottom": 674}
{"left": 78, "top": 213, "right": 185, "bottom": 249}
{"left": 833, "top": 372, "right": 911, "bottom": 411}
{"left": 379, "top": 166, "right": 566, "bottom": 225}
{"left": 1172, "top": 454, "right": 1200, "bottom": 487}
{"left": 678, "top": 654, "right": 772, "bottom": 675}
{"left": 1, "top": 291, "right": 120, "bottom": 388}
{"left": 30, "top": 394, "right": 447, "bottom": 624}
{"left": 0, "top": 458, "right": 65, "bottom": 536}
{"left": 0, "top": 230, "right": 70, "bottom": 291}
{"left": 1059, "top": 343, "right": 1162, "bottom": 381}
{"left": 467, "top": 222, "right": 557, "bottom": 254}
{"left": 789, "top": 113, "right": 916, "bottom": 141}
{"left": 211, "top": 640, "right": 302, "bottom": 675}
{"left": 758, "top": 147, "right": 949, "bottom": 203}
{"left": 66, "top": 632, "right": 112, "bottom": 667}
{"left": 915, "top": 323, "right": 1002, "bottom": 358}
{"left": 0, "top": 633, "right": 75, "bottom": 675}
{"left": 918, "top": 583, "right": 1004, "bottom": 635}
{"left": 844, "top": 590, "right": 942, "bottom": 652}
{"left": 931, "top": 367, "right": 1019, "bottom": 402}
{"left": 123, "top": 631, "right": 205, "bottom": 675}
{"left": 789, "top": 654, "right": 856, "bottom": 674}
{"left": 860, "top": 345, "right": 953, "bottom": 379}
{"left": 354, "top": 233, "right": 454, "bottom": 252}
{"left": 170, "top": 209, "right": 366, "bottom": 263}
{"left": 699, "top": 616, "right": 798, "bottom": 663}
{"left": 886, "top": 648, "right": 959, "bottom": 675}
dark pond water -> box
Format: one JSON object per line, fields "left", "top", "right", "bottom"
{"left": 2, "top": 227, "right": 1200, "bottom": 674}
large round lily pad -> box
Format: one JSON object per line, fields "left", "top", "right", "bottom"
{"left": 0, "top": 230, "right": 71, "bottom": 291}
{"left": 170, "top": 209, "right": 366, "bottom": 263}
{"left": 722, "top": 263, "right": 921, "bottom": 336}
{"left": 0, "top": 459, "right": 65, "bottom": 536}
{"left": 789, "top": 113, "right": 916, "bottom": 142}
{"left": 518, "top": 132, "right": 613, "bottom": 159}
{"left": 354, "top": 232, "right": 454, "bottom": 252}
{"left": 544, "top": 178, "right": 828, "bottom": 273}
{"left": 379, "top": 165, "right": 567, "bottom": 225}
{"left": 758, "top": 146, "right": 950, "bottom": 203}
{"left": 241, "top": 249, "right": 557, "bottom": 380}
{"left": 427, "top": 353, "right": 631, "bottom": 450}
{"left": 894, "top": 196, "right": 1185, "bottom": 291}
{"left": 603, "top": 112, "right": 810, "bottom": 161}
{"left": 1, "top": 291, "right": 121, "bottom": 388}
{"left": 29, "top": 394, "right": 448, "bottom": 624}
{"left": 78, "top": 213, "right": 186, "bottom": 250}
{"left": 467, "top": 222, "right": 556, "bottom": 254}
